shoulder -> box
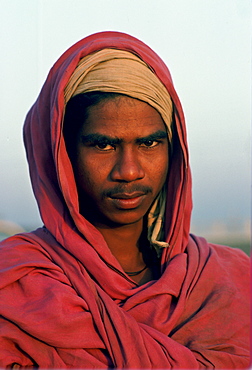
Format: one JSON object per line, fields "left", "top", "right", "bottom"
{"left": 189, "top": 233, "right": 249, "bottom": 265}
{"left": 187, "top": 234, "right": 250, "bottom": 294}
{"left": 209, "top": 241, "right": 250, "bottom": 266}
{"left": 0, "top": 226, "right": 58, "bottom": 256}
{"left": 0, "top": 227, "right": 55, "bottom": 266}
{"left": 0, "top": 227, "right": 62, "bottom": 289}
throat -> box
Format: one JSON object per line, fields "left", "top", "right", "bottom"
{"left": 96, "top": 219, "right": 143, "bottom": 264}
{"left": 96, "top": 221, "right": 160, "bottom": 284}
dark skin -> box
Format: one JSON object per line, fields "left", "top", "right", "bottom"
{"left": 72, "top": 96, "right": 169, "bottom": 284}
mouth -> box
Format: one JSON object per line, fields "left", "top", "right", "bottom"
{"left": 109, "top": 192, "right": 146, "bottom": 209}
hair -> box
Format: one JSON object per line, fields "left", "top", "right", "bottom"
{"left": 63, "top": 91, "right": 122, "bottom": 159}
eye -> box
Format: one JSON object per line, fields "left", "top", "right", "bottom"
{"left": 95, "top": 142, "right": 115, "bottom": 151}
{"left": 140, "top": 139, "right": 159, "bottom": 148}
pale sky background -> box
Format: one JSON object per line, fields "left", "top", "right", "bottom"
{"left": 0, "top": 0, "right": 250, "bottom": 241}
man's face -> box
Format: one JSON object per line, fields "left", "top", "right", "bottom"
{"left": 73, "top": 95, "right": 169, "bottom": 228}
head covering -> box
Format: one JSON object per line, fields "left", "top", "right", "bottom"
{"left": 0, "top": 32, "right": 249, "bottom": 369}
{"left": 24, "top": 31, "right": 192, "bottom": 261}
{"left": 64, "top": 48, "right": 173, "bottom": 140}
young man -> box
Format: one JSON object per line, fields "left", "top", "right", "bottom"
{"left": 0, "top": 32, "right": 250, "bottom": 369}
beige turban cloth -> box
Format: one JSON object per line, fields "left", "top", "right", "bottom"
{"left": 64, "top": 48, "right": 173, "bottom": 253}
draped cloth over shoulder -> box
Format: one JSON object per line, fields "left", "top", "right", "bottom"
{"left": 0, "top": 31, "right": 250, "bottom": 369}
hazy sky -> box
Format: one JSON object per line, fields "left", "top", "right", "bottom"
{"left": 0, "top": 0, "right": 250, "bottom": 235}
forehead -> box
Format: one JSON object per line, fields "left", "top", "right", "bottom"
{"left": 82, "top": 95, "right": 167, "bottom": 136}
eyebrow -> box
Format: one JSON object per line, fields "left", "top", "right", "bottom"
{"left": 80, "top": 133, "right": 121, "bottom": 145}
{"left": 136, "top": 130, "right": 167, "bottom": 144}
{"left": 80, "top": 130, "right": 168, "bottom": 145}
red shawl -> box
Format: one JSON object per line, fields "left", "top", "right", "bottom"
{"left": 0, "top": 31, "right": 250, "bottom": 369}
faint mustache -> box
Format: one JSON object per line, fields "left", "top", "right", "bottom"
{"left": 103, "top": 185, "right": 152, "bottom": 198}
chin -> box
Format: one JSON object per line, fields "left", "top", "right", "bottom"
{"left": 91, "top": 210, "right": 146, "bottom": 228}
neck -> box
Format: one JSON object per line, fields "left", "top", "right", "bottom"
{"left": 96, "top": 220, "right": 146, "bottom": 272}
{"left": 96, "top": 219, "right": 160, "bottom": 285}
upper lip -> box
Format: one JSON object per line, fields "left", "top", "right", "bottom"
{"left": 109, "top": 191, "right": 146, "bottom": 199}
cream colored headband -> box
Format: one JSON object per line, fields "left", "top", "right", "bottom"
{"left": 64, "top": 48, "right": 173, "bottom": 141}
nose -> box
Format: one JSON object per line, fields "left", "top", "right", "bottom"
{"left": 110, "top": 148, "right": 145, "bottom": 182}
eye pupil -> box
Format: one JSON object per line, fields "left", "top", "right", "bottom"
{"left": 98, "top": 143, "right": 108, "bottom": 149}
{"left": 146, "top": 140, "right": 153, "bottom": 146}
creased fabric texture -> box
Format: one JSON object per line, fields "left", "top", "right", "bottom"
{"left": 0, "top": 31, "right": 250, "bottom": 369}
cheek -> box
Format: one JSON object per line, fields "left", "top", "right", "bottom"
{"left": 75, "top": 155, "right": 106, "bottom": 194}
{"left": 150, "top": 154, "right": 169, "bottom": 187}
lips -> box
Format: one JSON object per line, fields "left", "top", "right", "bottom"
{"left": 109, "top": 192, "right": 146, "bottom": 209}
{"left": 110, "top": 191, "right": 145, "bottom": 199}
